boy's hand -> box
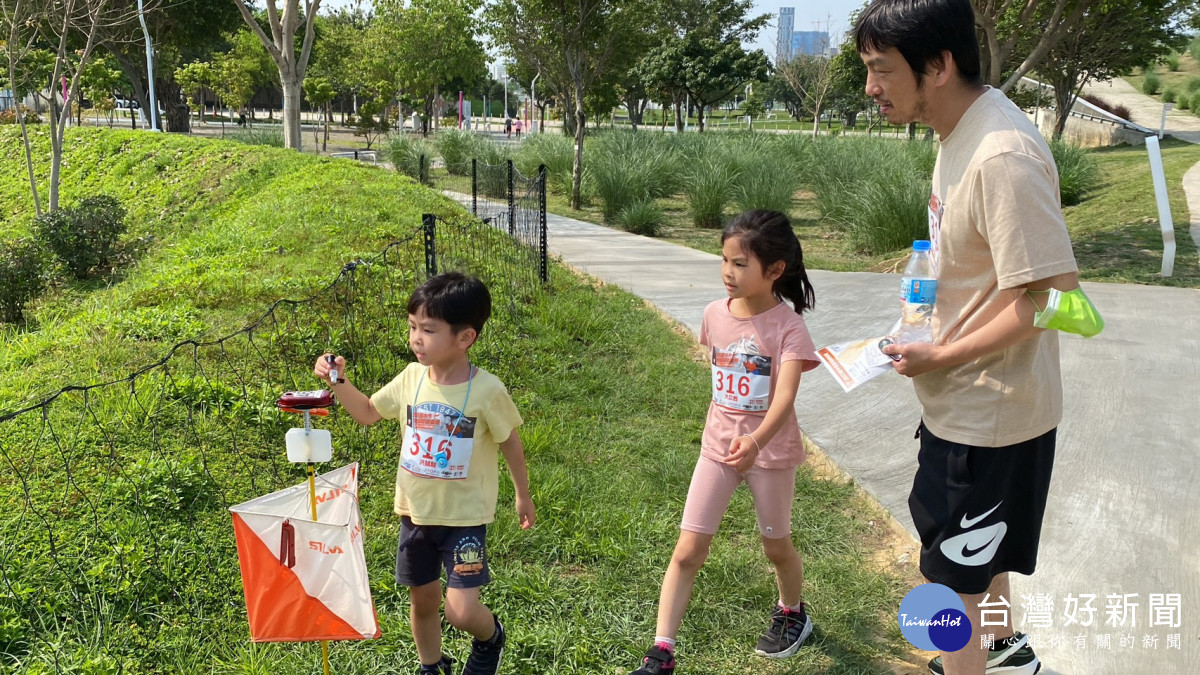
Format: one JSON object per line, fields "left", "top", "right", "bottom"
{"left": 515, "top": 494, "right": 536, "bottom": 530}
{"left": 725, "top": 435, "right": 760, "bottom": 472}
{"left": 313, "top": 353, "right": 346, "bottom": 385}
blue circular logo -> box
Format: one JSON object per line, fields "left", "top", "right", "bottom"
{"left": 898, "top": 583, "right": 971, "bottom": 652}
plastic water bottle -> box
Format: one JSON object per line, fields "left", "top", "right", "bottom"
{"left": 897, "top": 240, "right": 937, "bottom": 343}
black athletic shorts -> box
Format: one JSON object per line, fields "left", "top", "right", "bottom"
{"left": 908, "top": 422, "right": 1056, "bottom": 595}
{"left": 394, "top": 517, "right": 490, "bottom": 589}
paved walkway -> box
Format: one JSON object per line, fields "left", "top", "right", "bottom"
{"left": 444, "top": 189, "right": 1199, "bottom": 673}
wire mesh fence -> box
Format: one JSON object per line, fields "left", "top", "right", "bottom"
{"left": 0, "top": 209, "right": 547, "bottom": 669}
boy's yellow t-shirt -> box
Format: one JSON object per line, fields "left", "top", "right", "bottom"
{"left": 371, "top": 362, "right": 522, "bottom": 526}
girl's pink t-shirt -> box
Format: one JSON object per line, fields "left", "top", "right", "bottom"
{"left": 699, "top": 298, "right": 819, "bottom": 469}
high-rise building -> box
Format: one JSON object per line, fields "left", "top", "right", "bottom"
{"left": 777, "top": 7, "right": 795, "bottom": 63}
{"left": 792, "top": 31, "right": 830, "bottom": 57}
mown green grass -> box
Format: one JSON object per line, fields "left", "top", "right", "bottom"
{"left": 0, "top": 128, "right": 912, "bottom": 673}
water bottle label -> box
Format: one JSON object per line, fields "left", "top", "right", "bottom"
{"left": 902, "top": 278, "right": 937, "bottom": 305}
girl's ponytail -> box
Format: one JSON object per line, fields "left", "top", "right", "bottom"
{"left": 722, "top": 210, "right": 816, "bottom": 314}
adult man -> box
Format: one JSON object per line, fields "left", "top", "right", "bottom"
{"left": 855, "top": 1, "right": 1083, "bottom": 673}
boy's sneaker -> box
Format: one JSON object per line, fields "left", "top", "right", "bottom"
{"left": 755, "top": 605, "right": 813, "bottom": 658}
{"left": 416, "top": 654, "right": 453, "bottom": 675}
{"left": 462, "top": 617, "right": 506, "bottom": 675}
{"left": 629, "top": 643, "right": 675, "bottom": 674}
{"left": 928, "top": 632, "right": 1041, "bottom": 675}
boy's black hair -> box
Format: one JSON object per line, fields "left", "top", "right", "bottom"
{"left": 722, "top": 210, "right": 816, "bottom": 315}
{"left": 407, "top": 272, "right": 492, "bottom": 336}
{"left": 853, "top": 0, "right": 982, "bottom": 86}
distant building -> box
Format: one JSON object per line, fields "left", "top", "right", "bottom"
{"left": 777, "top": 7, "right": 795, "bottom": 63}
{"left": 792, "top": 31, "right": 830, "bottom": 57}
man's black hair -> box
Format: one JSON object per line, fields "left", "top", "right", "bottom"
{"left": 407, "top": 272, "right": 492, "bottom": 335}
{"left": 854, "top": 0, "right": 982, "bottom": 86}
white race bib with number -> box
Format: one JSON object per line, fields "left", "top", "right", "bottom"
{"left": 401, "top": 402, "right": 476, "bottom": 480}
{"left": 711, "top": 347, "right": 772, "bottom": 412}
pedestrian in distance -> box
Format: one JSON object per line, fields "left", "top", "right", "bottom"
{"left": 314, "top": 272, "right": 536, "bottom": 675}
{"left": 856, "top": 1, "right": 1098, "bottom": 673}
{"left": 504, "top": 116, "right": 512, "bottom": 139}
{"left": 629, "top": 209, "right": 821, "bottom": 674}
{"left": 513, "top": 118, "right": 522, "bottom": 138}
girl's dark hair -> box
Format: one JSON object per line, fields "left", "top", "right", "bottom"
{"left": 407, "top": 272, "right": 492, "bottom": 335}
{"left": 721, "top": 210, "right": 815, "bottom": 314}
{"left": 853, "top": 0, "right": 982, "bottom": 87}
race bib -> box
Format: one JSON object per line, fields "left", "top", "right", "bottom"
{"left": 711, "top": 347, "right": 772, "bottom": 412}
{"left": 401, "top": 402, "right": 476, "bottom": 480}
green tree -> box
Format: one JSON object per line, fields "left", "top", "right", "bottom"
{"left": 372, "top": 0, "right": 484, "bottom": 134}
{"left": 213, "top": 50, "right": 255, "bottom": 122}
{"left": 174, "top": 60, "right": 214, "bottom": 123}
{"left": 973, "top": 0, "right": 1094, "bottom": 92}
{"left": 79, "top": 55, "right": 122, "bottom": 126}
{"left": 634, "top": 0, "right": 770, "bottom": 132}
{"left": 1042, "top": 0, "right": 1186, "bottom": 137}
{"left": 487, "top": 0, "right": 641, "bottom": 208}
{"left": 303, "top": 75, "right": 334, "bottom": 150}
{"left": 231, "top": 0, "right": 323, "bottom": 149}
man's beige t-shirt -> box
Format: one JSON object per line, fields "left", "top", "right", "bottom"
{"left": 918, "top": 87, "right": 1078, "bottom": 447}
{"left": 371, "top": 363, "right": 522, "bottom": 526}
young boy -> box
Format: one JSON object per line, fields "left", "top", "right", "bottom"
{"left": 314, "top": 271, "right": 535, "bottom": 675}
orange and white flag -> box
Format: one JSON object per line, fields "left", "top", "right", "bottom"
{"left": 229, "top": 463, "right": 381, "bottom": 642}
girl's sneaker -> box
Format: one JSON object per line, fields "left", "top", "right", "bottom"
{"left": 415, "top": 654, "right": 453, "bottom": 675}
{"left": 927, "top": 632, "right": 1041, "bottom": 674}
{"left": 630, "top": 643, "right": 676, "bottom": 674}
{"left": 754, "top": 605, "right": 813, "bottom": 658}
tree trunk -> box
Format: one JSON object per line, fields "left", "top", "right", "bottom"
{"left": 282, "top": 75, "right": 302, "bottom": 150}
{"left": 571, "top": 101, "right": 585, "bottom": 210}
{"left": 697, "top": 104, "right": 705, "bottom": 132}
{"left": 674, "top": 100, "right": 683, "bottom": 132}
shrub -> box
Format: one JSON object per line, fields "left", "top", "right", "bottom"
{"left": 1186, "top": 77, "right": 1200, "bottom": 94}
{"left": 1163, "top": 88, "right": 1177, "bottom": 104}
{"left": 0, "top": 106, "right": 41, "bottom": 125}
{"left": 1179, "top": 95, "right": 1191, "bottom": 111}
{"left": 0, "top": 237, "right": 51, "bottom": 323}
{"left": 1191, "top": 36, "right": 1200, "bottom": 62}
{"left": 33, "top": 195, "right": 128, "bottom": 279}
{"left": 587, "top": 131, "right": 681, "bottom": 222}
{"left": 1048, "top": 138, "right": 1100, "bottom": 206}
{"left": 227, "top": 126, "right": 284, "bottom": 147}
{"left": 806, "top": 137, "right": 933, "bottom": 254}
{"left": 1142, "top": 71, "right": 1161, "bottom": 95}
{"left": 1164, "top": 53, "right": 1180, "bottom": 72}
{"left": 1192, "top": 93, "right": 1200, "bottom": 115}
{"left": 515, "top": 133, "right": 575, "bottom": 196}
{"left": 617, "top": 200, "right": 665, "bottom": 236}
{"left": 684, "top": 154, "right": 740, "bottom": 228}
{"left": 383, "top": 133, "right": 432, "bottom": 184}
{"left": 436, "top": 129, "right": 476, "bottom": 175}
{"left": 733, "top": 159, "right": 800, "bottom": 216}
{"left": 1081, "top": 95, "right": 1130, "bottom": 121}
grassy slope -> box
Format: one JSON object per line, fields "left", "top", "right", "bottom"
{"left": 0, "top": 128, "right": 910, "bottom": 673}
{"left": 0, "top": 127, "right": 462, "bottom": 407}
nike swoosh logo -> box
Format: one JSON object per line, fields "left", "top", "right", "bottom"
{"left": 940, "top": 522, "right": 1008, "bottom": 566}
{"left": 959, "top": 501, "right": 1003, "bottom": 529}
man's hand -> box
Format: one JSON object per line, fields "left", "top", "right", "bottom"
{"left": 725, "top": 435, "right": 760, "bottom": 472}
{"left": 882, "top": 341, "right": 943, "bottom": 377}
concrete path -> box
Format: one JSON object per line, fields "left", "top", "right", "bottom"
{"left": 446, "top": 190, "right": 1199, "bottom": 674}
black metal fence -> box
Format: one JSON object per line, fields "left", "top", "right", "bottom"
{"left": 0, "top": 210, "right": 547, "bottom": 670}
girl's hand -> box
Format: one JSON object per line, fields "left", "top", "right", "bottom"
{"left": 515, "top": 494, "right": 536, "bottom": 530}
{"left": 725, "top": 435, "right": 760, "bottom": 472}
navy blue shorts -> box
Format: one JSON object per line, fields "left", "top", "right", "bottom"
{"left": 908, "top": 422, "right": 1056, "bottom": 595}
{"left": 394, "top": 517, "right": 490, "bottom": 589}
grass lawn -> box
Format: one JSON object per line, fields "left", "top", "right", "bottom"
{"left": 0, "top": 127, "right": 919, "bottom": 673}
{"left": 1122, "top": 53, "right": 1200, "bottom": 107}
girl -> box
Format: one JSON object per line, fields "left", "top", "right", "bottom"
{"left": 630, "top": 210, "right": 819, "bottom": 674}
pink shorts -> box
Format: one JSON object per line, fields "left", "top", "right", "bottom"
{"left": 680, "top": 455, "right": 798, "bottom": 539}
